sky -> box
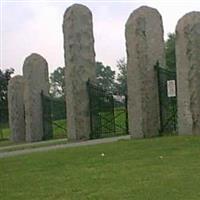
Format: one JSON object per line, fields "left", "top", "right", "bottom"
{"left": 1, "top": 0, "right": 200, "bottom": 75}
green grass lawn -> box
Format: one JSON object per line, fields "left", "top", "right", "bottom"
{"left": 1, "top": 136, "right": 200, "bottom": 199}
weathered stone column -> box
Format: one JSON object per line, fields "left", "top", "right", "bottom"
{"left": 23, "top": 53, "right": 50, "bottom": 142}
{"left": 125, "top": 6, "right": 165, "bottom": 138}
{"left": 176, "top": 12, "right": 200, "bottom": 135}
{"left": 8, "top": 75, "right": 25, "bottom": 142}
{"left": 63, "top": 4, "right": 96, "bottom": 140}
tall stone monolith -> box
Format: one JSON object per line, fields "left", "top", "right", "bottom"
{"left": 8, "top": 75, "right": 25, "bottom": 142}
{"left": 125, "top": 6, "right": 165, "bottom": 138}
{"left": 176, "top": 12, "right": 200, "bottom": 135}
{"left": 23, "top": 53, "right": 50, "bottom": 142}
{"left": 63, "top": 4, "right": 96, "bottom": 140}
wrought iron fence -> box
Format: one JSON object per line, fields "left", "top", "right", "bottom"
{"left": 41, "top": 92, "right": 67, "bottom": 140}
{"left": 87, "top": 80, "right": 128, "bottom": 139}
{"left": 156, "top": 63, "right": 177, "bottom": 135}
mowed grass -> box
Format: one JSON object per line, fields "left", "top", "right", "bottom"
{"left": 1, "top": 136, "right": 200, "bottom": 200}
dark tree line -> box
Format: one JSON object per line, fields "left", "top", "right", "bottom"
{"left": 165, "top": 33, "right": 176, "bottom": 70}
{"left": 50, "top": 59, "right": 127, "bottom": 97}
{"left": 0, "top": 68, "right": 14, "bottom": 123}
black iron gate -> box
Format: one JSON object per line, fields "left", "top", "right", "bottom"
{"left": 41, "top": 92, "right": 67, "bottom": 140}
{"left": 156, "top": 63, "right": 177, "bottom": 135}
{"left": 87, "top": 80, "right": 128, "bottom": 139}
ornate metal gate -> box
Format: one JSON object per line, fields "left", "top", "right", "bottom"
{"left": 156, "top": 63, "right": 177, "bottom": 135}
{"left": 41, "top": 92, "right": 67, "bottom": 140}
{"left": 87, "top": 80, "right": 128, "bottom": 139}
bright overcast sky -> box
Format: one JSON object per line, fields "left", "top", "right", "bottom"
{"left": 1, "top": 0, "right": 200, "bottom": 75}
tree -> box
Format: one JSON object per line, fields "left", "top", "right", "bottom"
{"left": 165, "top": 33, "right": 176, "bottom": 70}
{"left": 115, "top": 58, "right": 127, "bottom": 95}
{"left": 0, "top": 68, "right": 14, "bottom": 122}
{"left": 95, "top": 62, "right": 116, "bottom": 92}
{"left": 49, "top": 67, "right": 65, "bottom": 97}
{"left": 50, "top": 62, "right": 116, "bottom": 97}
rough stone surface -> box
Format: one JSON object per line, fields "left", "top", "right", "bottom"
{"left": 23, "top": 53, "right": 50, "bottom": 142}
{"left": 8, "top": 75, "right": 25, "bottom": 142}
{"left": 176, "top": 12, "right": 200, "bottom": 135}
{"left": 63, "top": 4, "right": 96, "bottom": 140}
{"left": 125, "top": 6, "right": 165, "bottom": 138}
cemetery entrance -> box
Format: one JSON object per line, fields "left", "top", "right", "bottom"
{"left": 156, "top": 63, "right": 177, "bottom": 135}
{"left": 87, "top": 80, "right": 128, "bottom": 139}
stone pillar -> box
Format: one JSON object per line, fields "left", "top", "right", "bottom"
{"left": 23, "top": 53, "right": 50, "bottom": 142}
{"left": 176, "top": 12, "right": 200, "bottom": 135}
{"left": 8, "top": 75, "right": 25, "bottom": 142}
{"left": 125, "top": 6, "right": 165, "bottom": 138}
{"left": 63, "top": 4, "right": 96, "bottom": 141}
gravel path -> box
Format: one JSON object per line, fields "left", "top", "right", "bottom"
{"left": 0, "top": 135, "right": 130, "bottom": 158}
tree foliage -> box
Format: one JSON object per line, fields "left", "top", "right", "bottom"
{"left": 50, "top": 63, "right": 116, "bottom": 97}
{"left": 165, "top": 33, "right": 176, "bottom": 70}
{"left": 50, "top": 67, "right": 65, "bottom": 97}
{"left": 0, "top": 68, "right": 14, "bottom": 122}
{"left": 115, "top": 58, "right": 127, "bottom": 95}
{"left": 96, "top": 62, "right": 116, "bottom": 92}
{"left": 50, "top": 60, "right": 128, "bottom": 97}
